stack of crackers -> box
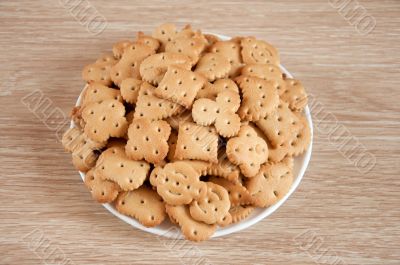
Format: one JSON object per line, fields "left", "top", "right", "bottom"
{"left": 62, "top": 23, "right": 311, "bottom": 241}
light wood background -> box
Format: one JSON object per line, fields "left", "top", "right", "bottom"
{"left": 1, "top": 1, "right": 399, "bottom": 264}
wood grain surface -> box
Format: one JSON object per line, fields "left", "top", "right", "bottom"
{"left": 1, "top": 1, "right": 399, "bottom": 264}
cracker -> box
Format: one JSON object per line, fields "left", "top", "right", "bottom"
{"left": 209, "top": 177, "right": 253, "bottom": 206}
{"left": 196, "top": 78, "right": 239, "bottom": 101}
{"left": 241, "top": 37, "right": 279, "bottom": 65}
{"left": 154, "top": 66, "right": 206, "bottom": 108}
{"left": 255, "top": 101, "right": 303, "bottom": 148}
{"left": 236, "top": 76, "right": 279, "bottom": 121}
{"left": 134, "top": 82, "right": 184, "bottom": 121}
{"left": 81, "top": 99, "right": 128, "bottom": 142}
{"left": 280, "top": 78, "right": 308, "bottom": 111}
{"left": 229, "top": 205, "right": 254, "bottom": 224}
{"left": 195, "top": 53, "right": 231, "bottom": 81}
{"left": 136, "top": 31, "right": 160, "bottom": 52}
{"left": 189, "top": 182, "right": 232, "bottom": 226}
{"left": 125, "top": 118, "right": 171, "bottom": 164}
{"left": 111, "top": 43, "right": 155, "bottom": 86}
{"left": 81, "top": 83, "right": 122, "bottom": 107}
{"left": 210, "top": 40, "right": 243, "bottom": 77}
{"left": 204, "top": 33, "right": 221, "bottom": 49}
{"left": 115, "top": 186, "right": 166, "bottom": 227}
{"left": 149, "top": 161, "right": 207, "bottom": 205}
{"left": 95, "top": 145, "right": 150, "bottom": 191}
{"left": 174, "top": 122, "right": 218, "bottom": 163}
{"left": 112, "top": 40, "right": 134, "bottom": 59}
{"left": 241, "top": 63, "right": 283, "bottom": 81}
{"left": 82, "top": 53, "right": 118, "bottom": 86}
{"left": 152, "top": 23, "right": 179, "bottom": 51}
{"left": 140, "top": 52, "right": 192, "bottom": 85}
{"left": 165, "top": 204, "right": 216, "bottom": 242}
{"left": 165, "top": 110, "right": 193, "bottom": 130}
{"left": 70, "top": 106, "right": 85, "bottom": 129}
{"left": 120, "top": 78, "right": 142, "bottom": 104}
{"left": 192, "top": 90, "right": 241, "bottom": 137}
{"left": 166, "top": 129, "right": 178, "bottom": 162}
{"left": 246, "top": 162, "right": 293, "bottom": 207}
{"left": 226, "top": 125, "right": 268, "bottom": 178}
{"left": 207, "top": 147, "right": 241, "bottom": 183}
{"left": 84, "top": 168, "right": 120, "bottom": 203}
{"left": 165, "top": 36, "right": 206, "bottom": 64}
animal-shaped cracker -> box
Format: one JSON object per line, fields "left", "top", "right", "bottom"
{"left": 246, "top": 162, "right": 293, "bottom": 207}
{"left": 81, "top": 99, "right": 128, "bottom": 143}
{"left": 236, "top": 76, "right": 279, "bottom": 121}
{"left": 154, "top": 66, "right": 206, "bottom": 108}
{"left": 195, "top": 53, "right": 231, "bottom": 81}
{"left": 165, "top": 205, "right": 216, "bottom": 242}
{"left": 112, "top": 40, "right": 134, "bottom": 59}
{"left": 152, "top": 23, "right": 179, "bottom": 51}
{"left": 134, "top": 82, "right": 184, "bottom": 121}
{"left": 280, "top": 78, "right": 308, "bottom": 111}
{"left": 255, "top": 101, "right": 303, "bottom": 147}
{"left": 110, "top": 43, "right": 155, "bottom": 86}
{"left": 95, "top": 145, "right": 150, "bottom": 191}
{"left": 136, "top": 31, "right": 160, "bottom": 51}
{"left": 192, "top": 90, "right": 241, "bottom": 137}
{"left": 125, "top": 118, "right": 171, "bottom": 164}
{"left": 210, "top": 40, "right": 243, "bottom": 77}
{"left": 189, "top": 182, "right": 232, "bottom": 226}
{"left": 139, "top": 52, "right": 192, "bottom": 85}
{"left": 82, "top": 53, "right": 118, "bottom": 86}
{"left": 241, "top": 37, "right": 280, "bottom": 65}
{"left": 84, "top": 168, "right": 120, "bottom": 203}
{"left": 115, "top": 186, "right": 166, "bottom": 227}
{"left": 81, "top": 83, "right": 122, "bottom": 107}
{"left": 241, "top": 63, "right": 283, "bottom": 81}
{"left": 226, "top": 125, "right": 268, "bottom": 178}
{"left": 209, "top": 177, "right": 253, "bottom": 206}
{"left": 149, "top": 161, "right": 207, "bottom": 205}
{"left": 120, "top": 78, "right": 142, "bottom": 104}
{"left": 196, "top": 78, "right": 239, "bottom": 100}
{"left": 174, "top": 122, "right": 218, "bottom": 163}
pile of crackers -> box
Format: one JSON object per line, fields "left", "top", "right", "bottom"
{"left": 62, "top": 23, "right": 311, "bottom": 241}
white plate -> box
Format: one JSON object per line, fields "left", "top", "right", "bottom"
{"left": 73, "top": 33, "right": 313, "bottom": 239}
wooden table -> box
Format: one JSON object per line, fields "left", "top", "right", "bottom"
{"left": 1, "top": 1, "right": 399, "bottom": 264}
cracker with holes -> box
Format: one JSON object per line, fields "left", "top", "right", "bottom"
{"left": 152, "top": 23, "right": 179, "bottom": 51}
{"left": 82, "top": 53, "right": 118, "bottom": 86}
{"left": 81, "top": 99, "right": 128, "bottom": 143}
{"left": 255, "top": 101, "right": 303, "bottom": 147}
{"left": 84, "top": 168, "right": 120, "bottom": 203}
{"left": 246, "top": 162, "right": 293, "bottom": 207}
{"left": 281, "top": 78, "right": 308, "bottom": 111}
{"left": 165, "top": 36, "right": 206, "bottom": 64}
{"left": 140, "top": 52, "right": 193, "bottom": 85}
{"left": 192, "top": 90, "right": 241, "bottom": 137}
{"left": 241, "top": 37, "right": 280, "bottom": 65}
{"left": 150, "top": 161, "right": 207, "bottom": 205}
{"left": 195, "top": 53, "right": 231, "bottom": 81}
{"left": 209, "top": 177, "right": 253, "bottom": 206}
{"left": 111, "top": 43, "right": 155, "bottom": 86}
{"left": 241, "top": 63, "right": 283, "bottom": 81}
{"left": 81, "top": 83, "right": 122, "bottom": 107}
{"left": 136, "top": 31, "right": 160, "bottom": 51}
{"left": 236, "top": 75, "right": 279, "bottom": 121}
{"left": 210, "top": 40, "right": 243, "bottom": 77}
{"left": 95, "top": 145, "right": 150, "bottom": 191}
{"left": 62, "top": 127, "right": 105, "bottom": 172}
{"left": 115, "top": 186, "right": 166, "bottom": 227}
{"left": 174, "top": 122, "right": 218, "bottom": 163}
{"left": 120, "top": 78, "right": 142, "bottom": 104}
{"left": 189, "top": 182, "right": 232, "bottom": 226}
{"left": 125, "top": 118, "right": 171, "bottom": 164}
{"left": 154, "top": 66, "right": 206, "bottom": 108}
{"left": 112, "top": 40, "right": 134, "bottom": 59}
{"left": 134, "top": 82, "right": 184, "bottom": 120}
{"left": 226, "top": 125, "right": 268, "bottom": 178}
{"left": 166, "top": 204, "right": 216, "bottom": 242}
{"left": 196, "top": 78, "right": 239, "bottom": 100}
{"left": 229, "top": 205, "right": 255, "bottom": 224}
